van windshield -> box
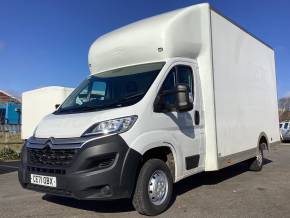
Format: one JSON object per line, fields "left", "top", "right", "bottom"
{"left": 55, "top": 62, "right": 165, "bottom": 114}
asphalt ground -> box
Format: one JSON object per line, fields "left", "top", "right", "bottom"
{"left": 0, "top": 143, "right": 290, "bottom": 218}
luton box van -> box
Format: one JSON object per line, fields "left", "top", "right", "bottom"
{"left": 18, "top": 3, "right": 279, "bottom": 216}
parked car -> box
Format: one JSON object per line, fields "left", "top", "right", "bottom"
{"left": 280, "top": 121, "right": 290, "bottom": 142}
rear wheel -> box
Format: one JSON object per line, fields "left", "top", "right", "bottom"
{"left": 249, "top": 144, "right": 264, "bottom": 171}
{"left": 132, "top": 159, "right": 173, "bottom": 216}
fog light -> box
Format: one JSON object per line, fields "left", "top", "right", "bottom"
{"left": 101, "top": 185, "right": 111, "bottom": 196}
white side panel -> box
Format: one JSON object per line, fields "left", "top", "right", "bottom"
{"left": 211, "top": 10, "right": 279, "bottom": 158}
{"left": 195, "top": 8, "right": 218, "bottom": 171}
{"left": 21, "top": 87, "right": 73, "bottom": 139}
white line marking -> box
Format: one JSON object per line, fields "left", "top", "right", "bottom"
{"left": 0, "top": 165, "right": 19, "bottom": 170}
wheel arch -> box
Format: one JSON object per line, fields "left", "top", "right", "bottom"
{"left": 258, "top": 132, "right": 269, "bottom": 150}
{"left": 140, "top": 143, "right": 179, "bottom": 182}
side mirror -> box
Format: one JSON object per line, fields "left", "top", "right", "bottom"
{"left": 55, "top": 104, "right": 60, "bottom": 109}
{"left": 154, "top": 84, "right": 193, "bottom": 112}
{"left": 175, "top": 84, "right": 193, "bottom": 112}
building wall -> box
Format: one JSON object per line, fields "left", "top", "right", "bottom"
{"left": 0, "top": 102, "right": 21, "bottom": 125}
{"left": 0, "top": 91, "right": 21, "bottom": 125}
{"left": 0, "top": 106, "right": 5, "bottom": 124}
{"left": 6, "top": 103, "right": 21, "bottom": 124}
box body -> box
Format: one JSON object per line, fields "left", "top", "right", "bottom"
{"left": 210, "top": 10, "right": 279, "bottom": 168}
{"left": 21, "top": 87, "right": 73, "bottom": 139}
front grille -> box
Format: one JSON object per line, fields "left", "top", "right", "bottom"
{"left": 27, "top": 166, "right": 66, "bottom": 175}
{"left": 26, "top": 184, "right": 71, "bottom": 196}
{"left": 28, "top": 147, "right": 78, "bottom": 167}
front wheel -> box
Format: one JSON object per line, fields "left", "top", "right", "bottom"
{"left": 132, "top": 159, "right": 173, "bottom": 216}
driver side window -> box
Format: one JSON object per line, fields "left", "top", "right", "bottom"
{"left": 159, "top": 65, "right": 194, "bottom": 107}
{"left": 160, "top": 67, "right": 176, "bottom": 106}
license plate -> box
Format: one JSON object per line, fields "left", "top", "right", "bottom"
{"left": 30, "top": 174, "right": 57, "bottom": 188}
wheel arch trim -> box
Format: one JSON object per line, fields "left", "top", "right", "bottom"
{"left": 140, "top": 142, "right": 180, "bottom": 182}
{"left": 258, "top": 132, "right": 269, "bottom": 150}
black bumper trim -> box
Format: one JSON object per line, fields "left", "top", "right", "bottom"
{"left": 19, "top": 135, "right": 142, "bottom": 200}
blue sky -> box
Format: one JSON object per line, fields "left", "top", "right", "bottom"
{"left": 0, "top": 0, "right": 289, "bottom": 98}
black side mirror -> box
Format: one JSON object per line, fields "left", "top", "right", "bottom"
{"left": 55, "top": 104, "right": 60, "bottom": 109}
{"left": 154, "top": 84, "right": 193, "bottom": 112}
{"left": 175, "top": 84, "right": 193, "bottom": 112}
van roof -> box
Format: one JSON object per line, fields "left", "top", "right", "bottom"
{"left": 88, "top": 3, "right": 273, "bottom": 75}
{"left": 88, "top": 3, "right": 210, "bottom": 74}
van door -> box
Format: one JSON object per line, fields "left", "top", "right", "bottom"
{"left": 156, "top": 61, "right": 204, "bottom": 177}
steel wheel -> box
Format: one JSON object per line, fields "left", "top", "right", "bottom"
{"left": 132, "top": 159, "right": 173, "bottom": 216}
{"left": 256, "top": 147, "right": 263, "bottom": 167}
{"left": 148, "top": 170, "right": 169, "bottom": 206}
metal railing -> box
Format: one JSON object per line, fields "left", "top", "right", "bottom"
{"left": 0, "top": 124, "right": 21, "bottom": 134}
{"left": 0, "top": 125, "right": 22, "bottom": 147}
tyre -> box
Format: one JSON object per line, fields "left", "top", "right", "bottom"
{"left": 280, "top": 134, "right": 284, "bottom": 143}
{"left": 248, "top": 143, "right": 264, "bottom": 171}
{"left": 132, "top": 159, "right": 173, "bottom": 216}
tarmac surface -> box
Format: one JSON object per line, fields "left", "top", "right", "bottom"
{"left": 0, "top": 143, "right": 290, "bottom": 218}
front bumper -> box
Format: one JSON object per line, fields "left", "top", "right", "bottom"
{"left": 18, "top": 135, "right": 141, "bottom": 200}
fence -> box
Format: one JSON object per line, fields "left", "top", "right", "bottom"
{"left": 0, "top": 124, "right": 21, "bottom": 134}
{"left": 0, "top": 124, "right": 22, "bottom": 148}
{"left": 0, "top": 124, "right": 21, "bottom": 141}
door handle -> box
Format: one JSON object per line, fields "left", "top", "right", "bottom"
{"left": 194, "top": 110, "right": 200, "bottom": 126}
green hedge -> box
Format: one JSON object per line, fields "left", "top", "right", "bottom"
{"left": 0, "top": 146, "right": 20, "bottom": 160}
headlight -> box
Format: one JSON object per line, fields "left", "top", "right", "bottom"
{"left": 83, "top": 115, "right": 138, "bottom": 136}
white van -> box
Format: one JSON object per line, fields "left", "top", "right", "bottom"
{"left": 18, "top": 3, "right": 280, "bottom": 215}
